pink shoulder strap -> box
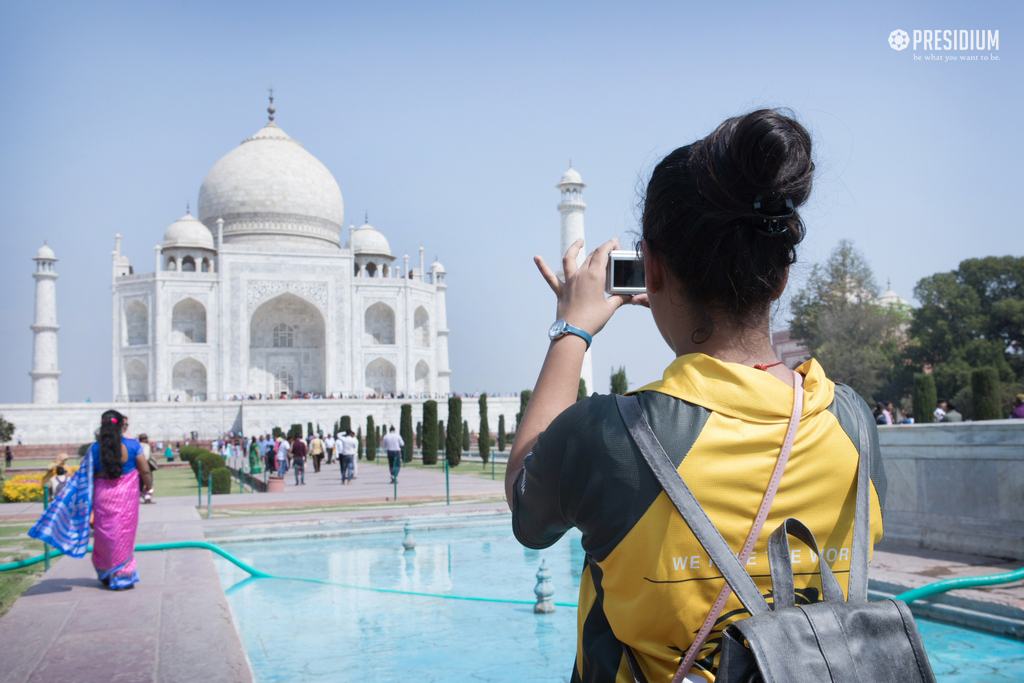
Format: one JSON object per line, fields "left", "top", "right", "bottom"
{"left": 673, "top": 371, "right": 804, "bottom": 682}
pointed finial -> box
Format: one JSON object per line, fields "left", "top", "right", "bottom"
{"left": 365, "top": 211, "right": 368, "bottom": 224}
{"left": 186, "top": 201, "right": 190, "bottom": 215}
{"left": 267, "top": 86, "right": 275, "bottom": 122}
{"left": 569, "top": 159, "right": 572, "bottom": 168}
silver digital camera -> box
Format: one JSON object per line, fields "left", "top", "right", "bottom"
{"left": 605, "top": 250, "right": 646, "bottom": 295}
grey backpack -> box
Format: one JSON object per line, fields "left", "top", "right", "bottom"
{"left": 616, "top": 389, "right": 936, "bottom": 683}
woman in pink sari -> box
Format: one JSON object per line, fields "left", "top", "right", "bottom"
{"left": 87, "top": 410, "right": 153, "bottom": 589}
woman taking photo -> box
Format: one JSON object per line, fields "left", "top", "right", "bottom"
{"left": 507, "top": 109, "right": 885, "bottom": 682}
{"left": 31, "top": 409, "right": 153, "bottom": 590}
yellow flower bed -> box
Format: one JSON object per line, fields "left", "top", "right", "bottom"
{"left": 2, "top": 468, "right": 79, "bottom": 503}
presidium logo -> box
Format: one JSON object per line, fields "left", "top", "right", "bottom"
{"left": 888, "top": 28, "right": 1001, "bottom": 61}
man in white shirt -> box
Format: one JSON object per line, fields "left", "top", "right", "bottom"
{"left": 275, "top": 436, "right": 290, "bottom": 477}
{"left": 338, "top": 430, "right": 358, "bottom": 484}
{"left": 324, "top": 434, "right": 336, "bottom": 465}
{"left": 380, "top": 427, "right": 405, "bottom": 484}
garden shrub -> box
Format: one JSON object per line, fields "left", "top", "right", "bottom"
{"left": 211, "top": 467, "right": 232, "bottom": 494}
{"left": 447, "top": 397, "right": 462, "bottom": 467}
{"left": 422, "top": 401, "right": 438, "bottom": 465}
{"left": 971, "top": 367, "right": 1001, "bottom": 420}
{"left": 366, "top": 416, "right": 376, "bottom": 461}
{"left": 400, "top": 404, "right": 414, "bottom": 463}
{"left": 913, "top": 373, "right": 937, "bottom": 424}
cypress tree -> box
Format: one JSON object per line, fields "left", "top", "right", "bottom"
{"left": 479, "top": 393, "right": 490, "bottom": 465}
{"left": 401, "top": 404, "right": 414, "bottom": 462}
{"left": 446, "top": 397, "right": 462, "bottom": 466}
{"left": 577, "top": 378, "right": 587, "bottom": 402}
{"left": 516, "top": 390, "right": 532, "bottom": 430}
{"left": 416, "top": 421, "right": 422, "bottom": 449}
{"left": 422, "top": 401, "right": 438, "bottom": 465}
{"left": 497, "top": 414, "right": 506, "bottom": 452}
{"left": 366, "top": 416, "right": 376, "bottom": 461}
{"left": 462, "top": 420, "right": 470, "bottom": 452}
{"left": 288, "top": 423, "right": 303, "bottom": 440}
{"left": 341, "top": 415, "right": 352, "bottom": 433}
{"left": 357, "top": 426, "right": 363, "bottom": 459}
{"left": 971, "top": 367, "right": 1001, "bottom": 420}
{"left": 611, "top": 366, "right": 628, "bottom": 395}
{"left": 913, "top": 374, "right": 937, "bottom": 424}
{"left": 307, "top": 421, "right": 314, "bottom": 437}
{"left": 438, "top": 420, "right": 445, "bottom": 459}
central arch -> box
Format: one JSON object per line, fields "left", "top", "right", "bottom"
{"left": 249, "top": 293, "right": 326, "bottom": 395}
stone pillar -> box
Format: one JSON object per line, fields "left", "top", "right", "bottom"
{"left": 30, "top": 244, "right": 60, "bottom": 403}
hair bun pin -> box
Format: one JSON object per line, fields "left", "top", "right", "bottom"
{"left": 752, "top": 195, "right": 795, "bottom": 235}
{"left": 110, "top": 417, "right": 118, "bottom": 423}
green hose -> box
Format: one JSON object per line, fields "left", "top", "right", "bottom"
{"left": 0, "top": 541, "right": 577, "bottom": 607}
{"left": 894, "top": 566, "right": 1024, "bottom": 604}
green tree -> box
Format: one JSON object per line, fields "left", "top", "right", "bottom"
{"left": 307, "top": 422, "right": 314, "bottom": 437}
{"left": 462, "top": 420, "right": 470, "bottom": 452}
{"left": 366, "top": 416, "right": 376, "bottom": 461}
{"left": 400, "top": 404, "right": 414, "bottom": 462}
{"left": 516, "top": 390, "right": 532, "bottom": 430}
{"left": 577, "top": 378, "right": 587, "bottom": 402}
{"left": 357, "top": 427, "right": 363, "bottom": 459}
{"left": 422, "top": 401, "right": 438, "bottom": 465}
{"left": 272, "top": 426, "right": 284, "bottom": 439}
{"left": 478, "top": 394, "right": 490, "bottom": 465}
{"left": 287, "top": 423, "right": 303, "bottom": 440}
{"left": 446, "top": 397, "right": 462, "bottom": 466}
{"left": 611, "top": 366, "right": 628, "bottom": 395}
{"left": 913, "top": 374, "right": 937, "bottom": 424}
{"left": 497, "top": 415, "right": 506, "bottom": 452}
{"left": 341, "top": 415, "right": 352, "bottom": 433}
{"left": 790, "top": 240, "right": 909, "bottom": 403}
{"left": 416, "top": 421, "right": 422, "bottom": 449}
{"left": 971, "top": 367, "right": 1001, "bottom": 420}
{"left": 0, "top": 415, "right": 14, "bottom": 444}
{"left": 908, "top": 256, "right": 1024, "bottom": 415}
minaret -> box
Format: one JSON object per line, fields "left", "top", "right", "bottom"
{"left": 30, "top": 243, "right": 60, "bottom": 403}
{"left": 557, "top": 164, "right": 593, "bottom": 393}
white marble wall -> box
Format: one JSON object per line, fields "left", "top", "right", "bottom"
{"left": 879, "top": 420, "right": 1024, "bottom": 559}
{"left": 0, "top": 396, "right": 523, "bottom": 447}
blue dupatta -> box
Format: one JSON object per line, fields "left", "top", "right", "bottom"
{"left": 28, "top": 459, "right": 93, "bottom": 558}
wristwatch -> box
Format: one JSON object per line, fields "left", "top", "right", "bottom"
{"left": 548, "top": 319, "right": 592, "bottom": 350}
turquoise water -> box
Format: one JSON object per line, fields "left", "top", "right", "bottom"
{"left": 213, "top": 521, "right": 1024, "bottom": 682}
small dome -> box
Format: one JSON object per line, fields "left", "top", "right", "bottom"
{"left": 878, "top": 289, "right": 910, "bottom": 308}
{"left": 34, "top": 244, "right": 56, "bottom": 260}
{"left": 163, "top": 213, "right": 215, "bottom": 250}
{"left": 346, "top": 222, "right": 391, "bottom": 256}
{"left": 429, "top": 259, "right": 446, "bottom": 273}
{"left": 558, "top": 166, "right": 583, "bottom": 186}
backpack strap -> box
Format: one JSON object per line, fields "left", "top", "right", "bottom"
{"left": 832, "top": 387, "right": 873, "bottom": 603}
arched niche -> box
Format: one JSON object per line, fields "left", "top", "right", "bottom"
{"left": 172, "top": 358, "right": 207, "bottom": 400}
{"left": 414, "top": 306, "right": 430, "bottom": 347}
{"left": 181, "top": 256, "right": 196, "bottom": 272}
{"left": 366, "top": 262, "right": 377, "bottom": 278}
{"left": 125, "top": 359, "right": 148, "bottom": 402}
{"left": 201, "top": 258, "right": 212, "bottom": 273}
{"left": 171, "top": 298, "right": 207, "bottom": 344}
{"left": 414, "top": 360, "right": 430, "bottom": 394}
{"left": 364, "top": 302, "right": 395, "bottom": 345}
{"left": 366, "top": 358, "right": 396, "bottom": 396}
{"left": 125, "top": 300, "right": 148, "bottom": 346}
{"left": 166, "top": 256, "right": 177, "bottom": 271}
{"left": 248, "top": 293, "right": 326, "bottom": 395}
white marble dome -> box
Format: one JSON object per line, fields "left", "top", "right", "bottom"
{"left": 429, "top": 259, "right": 445, "bottom": 273}
{"left": 163, "top": 213, "right": 215, "bottom": 250}
{"left": 346, "top": 221, "right": 392, "bottom": 257}
{"left": 34, "top": 244, "right": 56, "bottom": 260}
{"left": 197, "top": 122, "right": 344, "bottom": 250}
{"left": 558, "top": 166, "right": 583, "bottom": 186}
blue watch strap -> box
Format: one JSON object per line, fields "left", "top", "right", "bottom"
{"left": 561, "top": 322, "right": 592, "bottom": 350}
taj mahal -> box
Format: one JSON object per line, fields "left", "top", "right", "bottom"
{"left": 5, "top": 95, "right": 598, "bottom": 445}
{"left": 109, "top": 94, "right": 450, "bottom": 403}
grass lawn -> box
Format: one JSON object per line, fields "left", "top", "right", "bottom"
{"left": 0, "top": 522, "right": 52, "bottom": 619}
{"left": 152, "top": 465, "right": 205, "bottom": 499}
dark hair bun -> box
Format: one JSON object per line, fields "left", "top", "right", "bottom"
{"left": 641, "top": 109, "right": 813, "bottom": 341}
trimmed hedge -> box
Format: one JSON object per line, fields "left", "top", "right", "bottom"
{"left": 366, "top": 416, "right": 376, "bottom": 461}
{"left": 422, "top": 401, "right": 438, "bottom": 465}
{"left": 400, "top": 404, "right": 414, "bottom": 463}
{"left": 211, "top": 467, "right": 232, "bottom": 494}
{"left": 188, "top": 449, "right": 226, "bottom": 486}
{"left": 913, "top": 373, "right": 937, "bottom": 424}
{"left": 479, "top": 393, "right": 490, "bottom": 465}
{"left": 971, "top": 367, "right": 1001, "bottom": 420}
{"left": 447, "top": 397, "right": 462, "bottom": 467}
{"left": 497, "top": 415, "right": 506, "bottom": 452}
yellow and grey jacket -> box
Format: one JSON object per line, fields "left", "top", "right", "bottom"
{"left": 512, "top": 354, "right": 885, "bottom": 682}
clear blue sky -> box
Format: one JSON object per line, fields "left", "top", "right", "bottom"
{"left": 0, "top": 1, "right": 1019, "bottom": 402}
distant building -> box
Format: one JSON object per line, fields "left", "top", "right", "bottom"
{"left": 771, "top": 328, "right": 810, "bottom": 370}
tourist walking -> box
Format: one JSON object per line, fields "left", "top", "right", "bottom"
{"left": 506, "top": 110, "right": 885, "bottom": 682}
{"left": 338, "top": 430, "right": 357, "bottom": 484}
{"left": 290, "top": 435, "right": 307, "bottom": 485}
{"left": 30, "top": 409, "right": 154, "bottom": 590}
{"left": 310, "top": 433, "right": 324, "bottom": 473}
{"left": 324, "top": 433, "right": 336, "bottom": 465}
{"left": 381, "top": 426, "right": 404, "bottom": 483}
{"left": 275, "top": 436, "right": 290, "bottom": 477}
{"left": 4, "top": 445, "right": 12, "bottom": 469}
{"left": 1012, "top": 394, "right": 1024, "bottom": 419}
{"left": 248, "top": 437, "right": 263, "bottom": 474}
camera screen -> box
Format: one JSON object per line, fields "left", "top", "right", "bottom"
{"left": 613, "top": 258, "right": 644, "bottom": 288}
